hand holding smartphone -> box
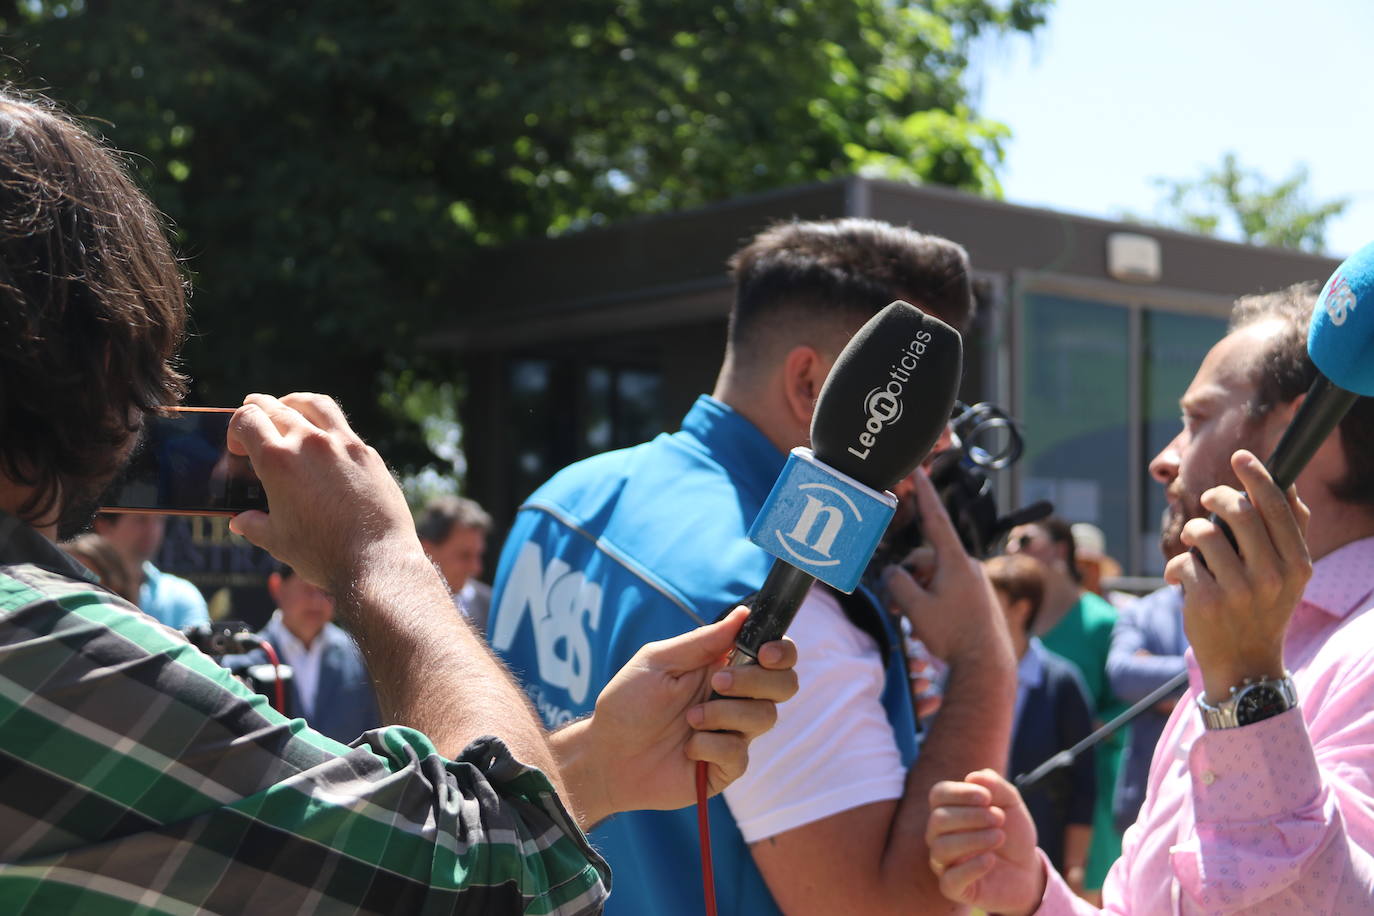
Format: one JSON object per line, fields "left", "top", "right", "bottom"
{"left": 99, "top": 407, "right": 268, "bottom": 516}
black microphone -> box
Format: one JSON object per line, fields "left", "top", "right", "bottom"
{"left": 730, "top": 301, "right": 964, "bottom": 663}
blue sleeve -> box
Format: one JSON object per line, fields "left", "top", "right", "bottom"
{"left": 1106, "top": 598, "right": 1185, "bottom": 703}
{"left": 167, "top": 577, "right": 210, "bottom": 629}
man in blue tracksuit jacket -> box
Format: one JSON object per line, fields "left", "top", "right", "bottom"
{"left": 489, "top": 219, "right": 1017, "bottom": 916}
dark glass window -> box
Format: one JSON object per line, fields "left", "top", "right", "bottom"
{"left": 506, "top": 358, "right": 662, "bottom": 505}
{"left": 1139, "top": 310, "right": 1226, "bottom": 574}
{"left": 509, "top": 359, "right": 557, "bottom": 504}
{"left": 1019, "top": 293, "right": 1131, "bottom": 564}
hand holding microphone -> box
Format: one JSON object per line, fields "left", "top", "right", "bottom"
{"left": 1169, "top": 450, "right": 1312, "bottom": 702}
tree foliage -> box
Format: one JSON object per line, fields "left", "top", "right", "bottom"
{"left": 1128, "top": 152, "right": 1349, "bottom": 253}
{"left": 0, "top": 0, "right": 1050, "bottom": 465}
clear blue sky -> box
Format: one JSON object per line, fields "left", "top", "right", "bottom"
{"left": 975, "top": 0, "right": 1374, "bottom": 257}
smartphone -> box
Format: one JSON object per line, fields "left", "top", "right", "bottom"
{"left": 99, "top": 407, "right": 268, "bottom": 516}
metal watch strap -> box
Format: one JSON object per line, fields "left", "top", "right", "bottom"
{"left": 1196, "top": 673, "right": 1297, "bottom": 730}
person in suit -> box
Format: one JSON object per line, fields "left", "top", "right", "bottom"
{"left": 416, "top": 496, "right": 493, "bottom": 632}
{"left": 985, "top": 553, "right": 1097, "bottom": 896}
{"left": 1105, "top": 584, "right": 1188, "bottom": 833}
{"left": 240, "top": 562, "right": 381, "bottom": 744}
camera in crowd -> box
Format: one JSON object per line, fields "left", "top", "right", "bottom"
{"left": 182, "top": 621, "right": 295, "bottom": 712}
{"left": 871, "top": 400, "right": 1052, "bottom": 574}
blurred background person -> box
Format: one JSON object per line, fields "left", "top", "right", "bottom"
{"left": 1071, "top": 522, "right": 1136, "bottom": 611}
{"left": 986, "top": 553, "right": 1096, "bottom": 898}
{"left": 92, "top": 512, "right": 209, "bottom": 628}
{"left": 1005, "top": 515, "right": 1124, "bottom": 902}
{"left": 226, "top": 562, "right": 381, "bottom": 744}
{"left": 61, "top": 533, "right": 139, "bottom": 605}
{"left": 1106, "top": 583, "right": 1188, "bottom": 834}
{"left": 416, "top": 495, "right": 493, "bottom": 632}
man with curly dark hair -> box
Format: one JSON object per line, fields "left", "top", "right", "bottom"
{"left": 0, "top": 91, "right": 800, "bottom": 914}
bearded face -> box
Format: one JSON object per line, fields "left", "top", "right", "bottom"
{"left": 55, "top": 421, "right": 146, "bottom": 541}
{"left": 1150, "top": 324, "right": 1285, "bottom": 561}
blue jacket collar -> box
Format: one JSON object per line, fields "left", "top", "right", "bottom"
{"left": 677, "top": 396, "right": 788, "bottom": 508}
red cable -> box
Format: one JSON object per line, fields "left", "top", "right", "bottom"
{"left": 258, "top": 639, "right": 286, "bottom": 715}
{"left": 696, "top": 760, "right": 718, "bottom": 916}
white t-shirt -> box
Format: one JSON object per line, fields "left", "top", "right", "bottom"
{"left": 723, "top": 585, "right": 908, "bottom": 843}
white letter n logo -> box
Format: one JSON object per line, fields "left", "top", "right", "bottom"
{"left": 786, "top": 496, "right": 845, "bottom": 557}
{"left": 775, "top": 483, "right": 861, "bottom": 568}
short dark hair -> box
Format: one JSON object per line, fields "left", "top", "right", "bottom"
{"left": 0, "top": 91, "right": 187, "bottom": 526}
{"left": 415, "top": 496, "right": 493, "bottom": 544}
{"left": 984, "top": 553, "right": 1046, "bottom": 633}
{"left": 725, "top": 218, "right": 973, "bottom": 370}
{"left": 1231, "top": 281, "right": 1374, "bottom": 506}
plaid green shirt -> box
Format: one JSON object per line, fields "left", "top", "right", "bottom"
{"left": 0, "top": 512, "right": 610, "bottom": 915}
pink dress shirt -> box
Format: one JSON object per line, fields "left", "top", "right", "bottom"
{"left": 1034, "top": 536, "right": 1374, "bottom": 915}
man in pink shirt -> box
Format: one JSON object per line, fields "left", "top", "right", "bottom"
{"left": 925, "top": 281, "right": 1374, "bottom": 914}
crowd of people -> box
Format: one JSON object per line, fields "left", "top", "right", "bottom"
{"left": 65, "top": 495, "right": 1154, "bottom": 907}
{"left": 1, "top": 86, "right": 1372, "bottom": 916}
{"left": 58, "top": 491, "right": 1148, "bottom": 906}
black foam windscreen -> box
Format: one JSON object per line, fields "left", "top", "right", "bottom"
{"left": 810, "top": 301, "right": 964, "bottom": 490}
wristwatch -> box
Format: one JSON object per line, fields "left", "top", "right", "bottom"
{"left": 1196, "top": 673, "right": 1298, "bottom": 729}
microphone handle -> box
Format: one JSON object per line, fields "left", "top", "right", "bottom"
{"left": 1205, "top": 373, "right": 1357, "bottom": 550}
{"left": 728, "top": 560, "right": 818, "bottom": 666}
{"left": 1266, "top": 374, "right": 1358, "bottom": 490}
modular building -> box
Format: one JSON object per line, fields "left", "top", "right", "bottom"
{"left": 432, "top": 177, "right": 1337, "bottom": 578}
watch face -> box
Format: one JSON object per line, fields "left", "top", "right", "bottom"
{"left": 1236, "top": 684, "right": 1289, "bottom": 725}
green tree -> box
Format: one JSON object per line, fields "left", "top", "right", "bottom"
{"left": 1126, "top": 152, "right": 1349, "bottom": 253}
{"left": 0, "top": 0, "right": 1051, "bottom": 468}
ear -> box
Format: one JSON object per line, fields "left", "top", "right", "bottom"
{"left": 267, "top": 572, "right": 283, "bottom": 604}
{"left": 780, "top": 344, "right": 832, "bottom": 432}
{"left": 1261, "top": 393, "right": 1304, "bottom": 455}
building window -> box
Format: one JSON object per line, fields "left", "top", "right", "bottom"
{"left": 582, "top": 366, "right": 663, "bottom": 455}
{"left": 1139, "top": 310, "right": 1227, "bottom": 574}
{"left": 509, "top": 359, "right": 559, "bottom": 505}
{"left": 1018, "top": 293, "right": 1132, "bottom": 566}
{"left": 1015, "top": 292, "right": 1227, "bottom": 577}
{"left": 507, "top": 358, "right": 663, "bottom": 505}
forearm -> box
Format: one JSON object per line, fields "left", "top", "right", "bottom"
{"left": 1181, "top": 708, "right": 1374, "bottom": 912}
{"left": 336, "top": 541, "right": 562, "bottom": 791}
{"left": 1106, "top": 650, "right": 1186, "bottom": 702}
{"left": 881, "top": 647, "right": 1017, "bottom": 905}
{"left": 1063, "top": 823, "right": 1092, "bottom": 877}
{"left": 548, "top": 719, "right": 608, "bottom": 830}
